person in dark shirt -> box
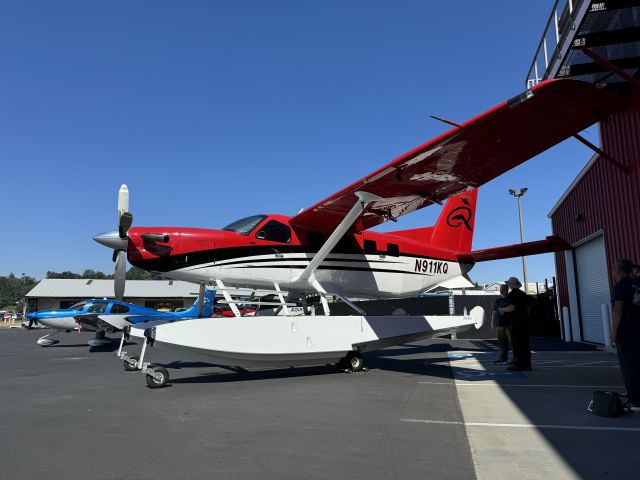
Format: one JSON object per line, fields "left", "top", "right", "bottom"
{"left": 498, "top": 276, "right": 532, "bottom": 371}
{"left": 631, "top": 264, "right": 640, "bottom": 282}
{"left": 492, "top": 284, "right": 511, "bottom": 364}
{"left": 611, "top": 259, "right": 640, "bottom": 408}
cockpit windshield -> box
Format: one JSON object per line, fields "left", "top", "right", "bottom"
{"left": 69, "top": 301, "right": 87, "bottom": 311}
{"left": 222, "top": 215, "right": 266, "bottom": 235}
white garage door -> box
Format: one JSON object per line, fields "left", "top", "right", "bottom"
{"left": 575, "top": 235, "right": 610, "bottom": 344}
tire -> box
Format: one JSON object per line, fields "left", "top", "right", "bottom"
{"left": 146, "top": 367, "right": 169, "bottom": 388}
{"left": 345, "top": 351, "right": 364, "bottom": 372}
{"left": 124, "top": 355, "right": 139, "bottom": 372}
{"left": 336, "top": 357, "right": 347, "bottom": 371}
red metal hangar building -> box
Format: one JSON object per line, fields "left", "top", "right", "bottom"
{"left": 529, "top": 1, "right": 640, "bottom": 345}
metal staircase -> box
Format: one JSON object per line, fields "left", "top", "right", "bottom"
{"left": 526, "top": 0, "right": 640, "bottom": 88}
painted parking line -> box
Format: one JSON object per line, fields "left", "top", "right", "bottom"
{"left": 534, "top": 365, "right": 619, "bottom": 368}
{"left": 418, "top": 381, "right": 624, "bottom": 388}
{"left": 454, "top": 370, "right": 525, "bottom": 379}
{"left": 400, "top": 418, "right": 640, "bottom": 433}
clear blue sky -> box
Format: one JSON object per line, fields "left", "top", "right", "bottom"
{"left": 1, "top": 0, "right": 598, "bottom": 284}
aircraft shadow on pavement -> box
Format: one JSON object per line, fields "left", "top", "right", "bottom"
{"left": 46, "top": 341, "right": 122, "bottom": 353}
{"left": 154, "top": 339, "right": 503, "bottom": 384}
{"left": 169, "top": 364, "right": 343, "bottom": 384}
{"left": 165, "top": 352, "right": 502, "bottom": 385}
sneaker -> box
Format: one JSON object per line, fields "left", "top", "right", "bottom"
{"left": 625, "top": 402, "right": 640, "bottom": 413}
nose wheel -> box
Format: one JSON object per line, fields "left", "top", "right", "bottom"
{"left": 123, "top": 355, "right": 139, "bottom": 371}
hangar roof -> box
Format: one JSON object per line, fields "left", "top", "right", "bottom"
{"left": 25, "top": 279, "right": 200, "bottom": 299}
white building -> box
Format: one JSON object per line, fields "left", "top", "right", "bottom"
{"left": 24, "top": 279, "right": 202, "bottom": 312}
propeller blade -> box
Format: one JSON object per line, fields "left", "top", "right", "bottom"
{"left": 112, "top": 250, "right": 118, "bottom": 262}
{"left": 117, "top": 184, "right": 129, "bottom": 219}
{"left": 119, "top": 212, "right": 133, "bottom": 239}
{"left": 114, "top": 250, "right": 127, "bottom": 300}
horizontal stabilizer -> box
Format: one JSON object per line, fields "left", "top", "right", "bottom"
{"left": 457, "top": 236, "right": 571, "bottom": 263}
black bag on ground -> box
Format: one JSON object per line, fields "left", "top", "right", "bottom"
{"left": 589, "top": 391, "right": 625, "bottom": 417}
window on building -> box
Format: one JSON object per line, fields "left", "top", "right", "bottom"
{"left": 145, "top": 300, "right": 184, "bottom": 311}
{"left": 255, "top": 220, "right": 291, "bottom": 243}
{"left": 387, "top": 243, "right": 400, "bottom": 257}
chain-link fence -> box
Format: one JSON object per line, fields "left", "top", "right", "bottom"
{"left": 329, "top": 290, "right": 560, "bottom": 341}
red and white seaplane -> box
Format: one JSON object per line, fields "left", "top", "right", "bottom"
{"left": 94, "top": 79, "right": 623, "bottom": 387}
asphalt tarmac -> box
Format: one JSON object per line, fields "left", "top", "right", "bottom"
{"left": 0, "top": 329, "right": 476, "bottom": 480}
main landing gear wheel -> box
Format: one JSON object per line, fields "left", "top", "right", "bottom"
{"left": 146, "top": 367, "right": 169, "bottom": 389}
{"left": 345, "top": 351, "right": 365, "bottom": 372}
{"left": 123, "top": 355, "right": 139, "bottom": 371}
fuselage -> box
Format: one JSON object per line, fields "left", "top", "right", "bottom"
{"left": 24, "top": 299, "right": 207, "bottom": 333}
{"left": 126, "top": 214, "right": 473, "bottom": 299}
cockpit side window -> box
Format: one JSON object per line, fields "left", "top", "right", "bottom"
{"left": 222, "top": 215, "right": 267, "bottom": 235}
{"left": 88, "top": 302, "right": 108, "bottom": 313}
{"left": 255, "top": 220, "right": 291, "bottom": 243}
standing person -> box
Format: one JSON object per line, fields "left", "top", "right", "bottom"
{"left": 611, "top": 259, "right": 640, "bottom": 409}
{"left": 498, "top": 277, "right": 532, "bottom": 371}
{"left": 631, "top": 264, "right": 640, "bottom": 282}
{"left": 491, "top": 284, "right": 511, "bottom": 364}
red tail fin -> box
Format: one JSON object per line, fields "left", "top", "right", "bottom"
{"left": 430, "top": 189, "right": 478, "bottom": 253}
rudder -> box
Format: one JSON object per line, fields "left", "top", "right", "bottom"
{"left": 430, "top": 189, "right": 477, "bottom": 253}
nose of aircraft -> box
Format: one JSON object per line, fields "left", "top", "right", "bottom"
{"left": 93, "top": 230, "right": 129, "bottom": 250}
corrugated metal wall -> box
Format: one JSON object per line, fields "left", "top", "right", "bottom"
{"left": 551, "top": 90, "right": 640, "bottom": 339}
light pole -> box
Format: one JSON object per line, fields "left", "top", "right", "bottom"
{"left": 508, "top": 187, "right": 529, "bottom": 293}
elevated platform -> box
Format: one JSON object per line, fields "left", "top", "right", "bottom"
{"left": 527, "top": 0, "right": 640, "bottom": 87}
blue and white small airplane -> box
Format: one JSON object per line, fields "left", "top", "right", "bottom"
{"left": 24, "top": 289, "right": 216, "bottom": 347}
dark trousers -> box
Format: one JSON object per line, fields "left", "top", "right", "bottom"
{"left": 617, "top": 328, "right": 640, "bottom": 405}
{"left": 510, "top": 321, "right": 531, "bottom": 368}
{"left": 496, "top": 326, "right": 511, "bottom": 361}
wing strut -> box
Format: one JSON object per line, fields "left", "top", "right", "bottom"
{"left": 295, "top": 191, "right": 383, "bottom": 285}
{"left": 294, "top": 191, "right": 383, "bottom": 314}
{"left": 215, "top": 280, "right": 242, "bottom": 317}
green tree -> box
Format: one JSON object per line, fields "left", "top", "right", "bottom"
{"left": 0, "top": 273, "right": 38, "bottom": 310}
{"left": 126, "top": 267, "right": 161, "bottom": 280}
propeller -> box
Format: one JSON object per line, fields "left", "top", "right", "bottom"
{"left": 25, "top": 311, "right": 39, "bottom": 331}
{"left": 93, "top": 185, "right": 132, "bottom": 301}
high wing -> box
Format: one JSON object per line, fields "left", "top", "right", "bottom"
{"left": 289, "top": 79, "right": 625, "bottom": 233}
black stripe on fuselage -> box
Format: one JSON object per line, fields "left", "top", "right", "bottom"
{"left": 131, "top": 244, "right": 455, "bottom": 273}
{"left": 226, "top": 264, "right": 434, "bottom": 276}
{"left": 196, "top": 255, "right": 401, "bottom": 270}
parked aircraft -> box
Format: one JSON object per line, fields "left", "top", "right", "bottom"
{"left": 24, "top": 289, "right": 216, "bottom": 347}
{"left": 92, "top": 79, "right": 625, "bottom": 387}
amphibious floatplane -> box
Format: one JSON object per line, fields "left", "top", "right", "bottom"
{"left": 94, "top": 79, "right": 624, "bottom": 387}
